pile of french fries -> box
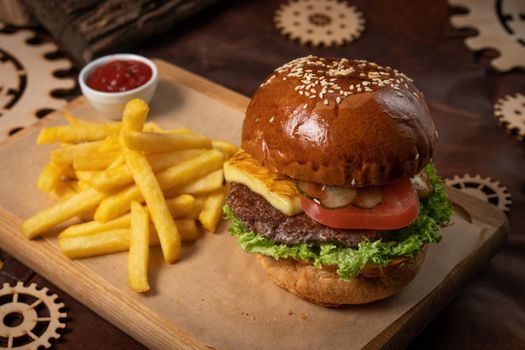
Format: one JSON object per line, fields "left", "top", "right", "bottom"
{"left": 22, "top": 99, "right": 236, "bottom": 293}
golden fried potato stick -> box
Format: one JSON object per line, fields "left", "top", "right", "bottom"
{"left": 49, "top": 181, "right": 77, "bottom": 201}
{"left": 22, "top": 188, "right": 107, "bottom": 239}
{"left": 58, "top": 217, "right": 198, "bottom": 259}
{"left": 174, "top": 219, "right": 200, "bottom": 242}
{"left": 121, "top": 99, "right": 149, "bottom": 132}
{"left": 60, "top": 195, "right": 193, "bottom": 238}
{"left": 37, "top": 124, "right": 120, "bottom": 144}
{"left": 37, "top": 162, "right": 64, "bottom": 192}
{"left": 97, "top": 135, "right": 120, "bottom": 153}
{"left": 129, "top": 201, "right": 150, "bottom": 293}
{"left": 94, "top": 184, "right": 141, "bottom": 222}
{"left": 199, "top": 184, "right": 230, "bottom": 233}
{"left": 123, "top": 148, "right": 181, "bottom": 263}
{"left": 120, "top": 98, "right": 181, "bottom": 263}
{"left": 95, "top": 149, "right": 225, "bottom": 222}
{"left": 89, "top": 149, "right": 207, "bottom": 192}
{"left": 191, "top": 196, "right": 206, "bottom": 219}
{"left": 51, "top": 141, "right": 103, "bottom": 166}
{"left": 75, "top": 170, "right": 96, "bottom": 182}
{"left": 211, "top": 140, "right": 238, "bottom": 158}
{"left": 122, "top": 131, "right": 212, "bottom": 154}
{"left": 163, "top": 169, "right": 223, "bottom": 198}
{"left": 165, "top": 194, "right": 195, "bottom": 219}
{"left": 58, "top": 229, "right": 139, "bottom": 259}
{"left": 73, "top": 152, "right": 119, "bottom": 170}
{"left": 59, "top": 212, "right": 132, "bottom": 238}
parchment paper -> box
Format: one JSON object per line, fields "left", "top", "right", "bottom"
{"left": 0, "top": 70, "right": 485, "bottom": 349}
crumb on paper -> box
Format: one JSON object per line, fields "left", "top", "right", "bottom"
{"left": 300, "top": 313, "right": 308, "bottom": 321}
{"left": 287, "top": 309, "right": 294, "bottom": 316}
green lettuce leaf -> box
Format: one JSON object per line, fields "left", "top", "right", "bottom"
{"left": 224, "top": 164, "right": 453, "bottom": 281}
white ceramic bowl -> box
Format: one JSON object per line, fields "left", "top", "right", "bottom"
{"left": 79, "top": 54, "right": 158, "bottom": 119}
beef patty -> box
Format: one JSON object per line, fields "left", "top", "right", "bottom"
{"left": 226, "top": 183, "right": 394, "bottom": 247}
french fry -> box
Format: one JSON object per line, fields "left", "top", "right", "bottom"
{"left": 212, "top": 140, "right": 238, "bottom": 157}
{"left": 147, "top": 149, "right": 208, "bottom": 172}
{"left": 97, "top": 135, "right": 120, "bottom": 153}
{"left": 199, "top": 184, "right": 230, "bottom": 233}
{"left": 59, "top": 212, "right": 132, "bottom": 238}
{"left": 37, "top": 162, "right": 64, "bottom": 192}
{"left": 95, "top": 149, "right": 225, "bottom": 222}
{"left": 175, "top": 219, "right": 200, "bottom": 242}
{"left": 51, "top": 141, "right": 103, "bottom": 166}
{"left": 163, "top": 169, "right": 223, "bottom": 197}
{"left": 58, "top": 229, "right": 135, "bottom": 259}
{"left": 60, "top": 209, "right": 198, "bottom": 241}
{"left": 22, "top": 188, "right": 107, "bottom": 239}
{"left": 191, "top": 196, "right": 206, "bottom": 219}
{"left": 49, "top": 181, "right": 77, "bottom": 201}
{"left": 143, "top": 122, "right": 163, "bottom": 133}
{"left": 155, "top": 149, "right": 225, "bottom": 190}
{"left": 122, "top": 99, "right": 149, "bottom": 132}
{"left": 129, "top": 201, "right": 150, "bottom": 293}
{"left": 59, "top": 219, "right": 196, "bottom": 259}
{"left": 165, "top": 194, "right": 195, "bottom": 218}
{"left": 37, "top": 124, "right": 120, "bottom": 144}
{"left": 95, "top": 184, "right": 141, "bottom": 222}
{"left": 122, "top": 131, "right": 212, "bottom": 154}
{"left": 89, "top": 149, "right": 207, "bottom": 192}
{"left": 73, "top": 151, "right": 119, "bottom": 170}
{"left": 75, "top": 170, "right": 96, "bottom": 182}
{"left": 123, "top": 148, "right": 181, "bottom": 263}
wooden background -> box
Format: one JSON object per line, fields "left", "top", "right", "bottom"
{"left": 1, "top": 0, "right": 524, "bottom": 348}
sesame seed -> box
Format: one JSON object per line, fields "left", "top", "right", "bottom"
{"left": 415, "top": 153, "right": 419, "bottom": 160}
{"left": 336, "top": 96, "right": 341, "bottom": 104}
{"left": 324, "top": 99, "right": 329, "bottom": 105}
{"left": 269, "top": 116, "right": 275, "bottom": 123}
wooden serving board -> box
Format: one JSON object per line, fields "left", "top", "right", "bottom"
{"left": 0, "top": 60, "right": 508, "bottom": 349}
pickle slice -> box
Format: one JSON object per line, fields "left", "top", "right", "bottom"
{"left": 296, "top": 181, "right": 357, "bottom": 209}
{"left": 411, "top": 172, "right": 433, "bottom": 198}
{"left": 353, "top": 186, "right": 384, "bottom": 208}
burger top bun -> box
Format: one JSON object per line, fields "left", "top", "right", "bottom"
{"left": 241, "top": 56, "right": 437, "bottom": 187}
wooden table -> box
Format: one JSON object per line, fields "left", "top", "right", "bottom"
{"left": 1, "top": 0, "right": 524, "bottom": 348}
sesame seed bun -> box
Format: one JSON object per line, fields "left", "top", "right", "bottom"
{"left": 241, "top": 56, "right": 437, "bottom": 187}
{"left": 256, "top": 246, "right": 427, "bottom": 307}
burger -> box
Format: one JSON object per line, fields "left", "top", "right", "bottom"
{"left": 223, "top": 56, "right": 453, "bottom": 307}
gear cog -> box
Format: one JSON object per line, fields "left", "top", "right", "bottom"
{"left": 0, "top": 23, "right": 74, "bottom": 141}
{"left": 494, "top": 93, "right": 525, "bottom": 140}
{"left": 274, "top": 0, "right": 365, "bottom": 47}
{"left": 448, "top": 0, "right": 525, "bottom": 71}
{"left": 0, "top": 282, "right": 67, "bottom": 349}
{"left": 445, "top": 174, "right": 512, "bottom": 212}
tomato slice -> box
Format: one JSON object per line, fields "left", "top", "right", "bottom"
{"left": 300, "top": 178, "right": 419, "bottom": 230}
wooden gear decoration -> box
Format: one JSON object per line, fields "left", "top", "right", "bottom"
{"left": 0, "top": 282, "right": 67, "bottom": 349}
{"left": 274, "top": 0, "right": 365, "bottom": 47}
{"left": 0, "top": 23, "right": 74, "bottom": 141}
{"left": 448, "top": 0, "right": 525, "bottom": 71}
{"left": 494, "top": 93, "right": 525, "bottom": 140}
{"left": 445, "top": 174, "right": 512, "bottom": 212}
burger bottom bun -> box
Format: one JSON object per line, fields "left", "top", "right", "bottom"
{"left": 256, "top": 247, "right": 427, "bottom": 307}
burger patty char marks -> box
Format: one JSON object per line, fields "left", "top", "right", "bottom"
{"left": 227, "top": 183, "right": 394, "bottom": 247}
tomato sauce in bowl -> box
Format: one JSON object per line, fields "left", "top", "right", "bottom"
{"left": 86, "top": 60, "right": 153, "bottom": 93}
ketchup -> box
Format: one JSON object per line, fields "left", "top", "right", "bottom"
{"left": 86, "top": 60, "right": 152, "bottom": 92}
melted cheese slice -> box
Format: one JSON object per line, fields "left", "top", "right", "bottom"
{"left": 223, "top": 150, "right": 303, "bottom": 216}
